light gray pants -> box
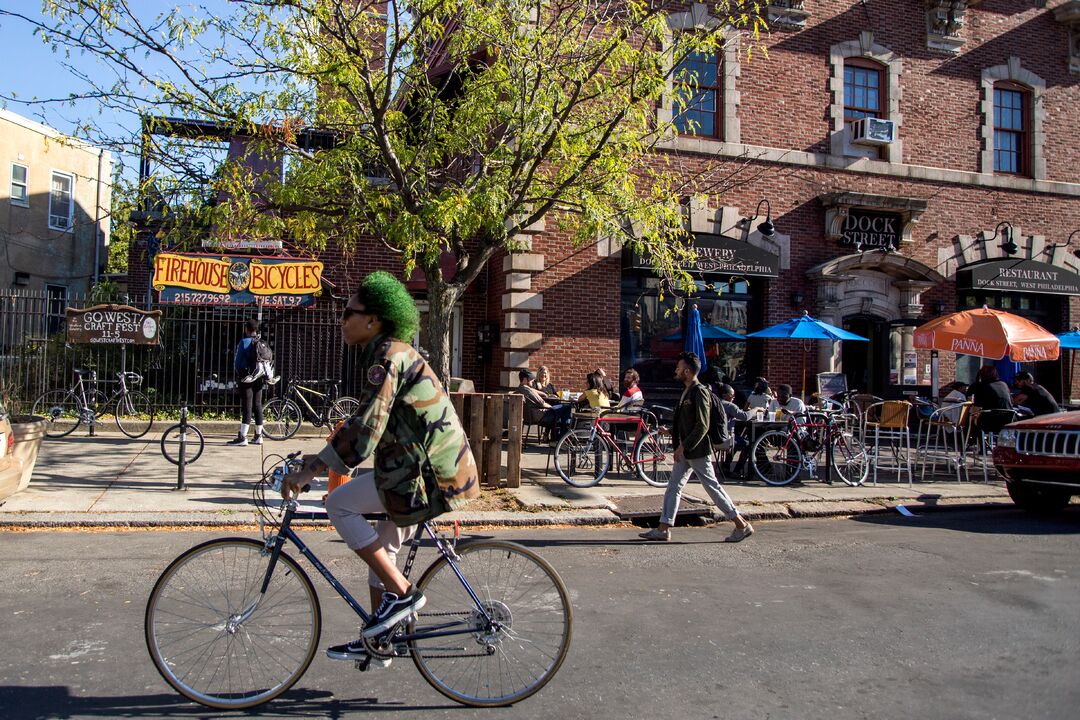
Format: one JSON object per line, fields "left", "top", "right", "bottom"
{"left": 661, "top": 454, "right": 739, "bottom": 526}
{"left": 325, "top": 470, "right": 416, "bottom": 589}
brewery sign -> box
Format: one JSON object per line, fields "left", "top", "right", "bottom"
{"left": 66, "top": 305, "right": 162, "bottom": 345}
{"left": 838, "top": 210, "right": 901, "bottom": 250}
{"left": 153, "top": 252, "right": 324, "bottom": 307}
{"left": 629, "top": 233, "right": 779, "bottom": 277}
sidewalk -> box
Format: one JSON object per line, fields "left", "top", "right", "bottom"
{"left": 0, "top": 425, "right": 1014, "bottom": 527}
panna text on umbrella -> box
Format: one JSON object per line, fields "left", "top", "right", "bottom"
{"left": 950, "top": 338, "right": 986, "bottom": 355}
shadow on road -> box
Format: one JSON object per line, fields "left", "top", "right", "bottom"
{"left": 0, "top": 686, "right": 456, "bottom": 719}
{"left": 852, "top": 506, "right": 1080, "bottom": 535}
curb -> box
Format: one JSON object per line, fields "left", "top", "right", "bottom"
{"left": 0, "top": 499, "right": 1014, "bottom": 529}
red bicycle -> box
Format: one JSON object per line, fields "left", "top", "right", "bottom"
{"left": 553, "top": 406, "right": 672, "bottom": 488}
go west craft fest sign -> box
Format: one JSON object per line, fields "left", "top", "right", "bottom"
{"left": 66, "top": 305, "right": 162, "bottom": 345}
{"left": 153, "top": 252, "right": 324, "bottom": 307}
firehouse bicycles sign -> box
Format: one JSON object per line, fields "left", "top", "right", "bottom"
{"left": 66, "top": 305, "right": 163, "bottom": 345}
{"left": 153, "top": 252, "right": 324, "bottom": 307}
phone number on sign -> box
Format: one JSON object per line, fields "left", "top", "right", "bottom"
{"left": 161, "top": 291, "right": 310, "bottom": 307}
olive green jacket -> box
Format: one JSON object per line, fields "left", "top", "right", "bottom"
{"left": 671, "top": 379, "right": 712, "bottom": 460}
{"left": 318, "top": 334, "right": 479, "bottom": 526}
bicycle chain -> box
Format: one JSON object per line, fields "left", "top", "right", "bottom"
{"left": 380, "top": 611, "right": 499, "bottom": 659}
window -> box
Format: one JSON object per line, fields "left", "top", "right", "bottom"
{"left": 673, "top": 48, "right": 722, "bottom": 138}
{"left": 46, "top": 285, "right": 67, "bottom": 336}
{"left": 10, "top": 164, "right": 28, "bottom": 206}
{"left": 993, "top": 84, "right": 1028, "bottom": 175}
{"left": 843, "top": 61, "right": 883, "bottom": 122}
{"left": 49, "top": 171, "right": 74, "bottom": 231}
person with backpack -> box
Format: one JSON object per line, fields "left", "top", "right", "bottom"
{"left": 228, "top": 318, "right": 271, "bottom": 446}
{"left": 639, "top": 351, "right": 754, "bottom": 543}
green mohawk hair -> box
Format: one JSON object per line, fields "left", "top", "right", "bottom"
{"left": 356, "top": 271, "right": 419, "bottom": 342}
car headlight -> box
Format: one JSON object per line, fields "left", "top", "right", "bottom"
{"left": 996, "top": 428, "right": 1017, "bottom": 449}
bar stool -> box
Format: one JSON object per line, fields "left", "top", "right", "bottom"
{"left": 864, "top": 400, "right": 913, "bottom": 487}
{"left": 972, "top": 408, "right": 1018, "bottom": 482}
{"left": 917, "top": 402, "right": 973, "bottom": 483}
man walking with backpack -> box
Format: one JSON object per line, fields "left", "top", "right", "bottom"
{"left": 639, "top": 351, "right": 754, "bottom": 543}
{"left": 227, "top": 319, "right": 273, "bottom": 446}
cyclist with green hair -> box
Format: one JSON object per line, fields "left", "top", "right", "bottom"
{"left": 283, "top": 271, "right": 479, "bottom": 666}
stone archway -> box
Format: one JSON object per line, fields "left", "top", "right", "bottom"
{"left": 806, "top": 252, "right": 945, "bottom": 375}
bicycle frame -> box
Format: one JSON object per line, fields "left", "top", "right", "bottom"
{"left": 257, "top": 503, "right": 494, "bottom": 644}
{"left": 69, "top": 372, "right": 133, "bottom": 412}
{"left": 583, "top": 412, "right": 656, "bottom": 468}
{"left": 286, "top": 382, "right": 337, "bottom": 424}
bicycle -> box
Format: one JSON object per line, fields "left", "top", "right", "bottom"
{"left": 749, "top": 406, "right": 869, "bottom": 487}
{"left": 553, "top": 406, "right": 672, "bottom": 488}
{"left": 144, "top": 452, "right": 573, "bottom": 709}
{"left": 261, "top": 378, "right": 361, "bottom": 440}
{"left": 32, "top": 369, "right": 155, "bottom": 439}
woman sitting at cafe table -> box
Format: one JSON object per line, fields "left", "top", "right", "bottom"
{"left": 576, "top": 372, "right": 612, "bottom": 411}
{"left": 535, "top": 365, "right": 559, "bottom": 400}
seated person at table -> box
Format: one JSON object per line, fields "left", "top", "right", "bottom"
{"left": 535, "top": 365, "right": 559, "bottom": 399}
{"left": 594, "top": 367, "right": 618, "bottom": 398}
{"left": 745, "top": 378, "right": 778, "bottom": 416}
{"left": 616, "top": 368, "right": 644, "bottom": 410}
{"left": 939, "top": 381, "right": 968, "bottom": 423}
{"left": 776, "top": 384, "right": 807, "bottom": 417}
{"left": 1013, "top": 372, "right": 1060, "bottom": 417}
{"left": 966, "top": 365, "right": 1014, "bottom": 433}
{"left": 513, "top": 369, "right": 571, "bottom": 437}
{"left": 576, "top": 372, "right": 612, "bottom": 410}
{"left": 719, "top": 383, "right": 751, "bottom": 477}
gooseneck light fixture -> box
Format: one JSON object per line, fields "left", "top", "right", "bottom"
{"left": 753, "top": 199, "right": 775, "bottom": 238}
{"left": 991, "top": 221, "right": 1018, "bottom": 256}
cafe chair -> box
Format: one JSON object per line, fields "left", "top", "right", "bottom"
{"left": 972, "top": 408, "right": 1018, "bottom": 483}
{"left": 864, "top": 400, "right": 913, "bottom": 487}
{"left": 917, "top": 402, "right": 973, "bottom": 483}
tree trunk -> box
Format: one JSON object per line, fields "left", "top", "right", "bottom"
{"left": 424, "top": 280, "right": 464, "bottom": 387}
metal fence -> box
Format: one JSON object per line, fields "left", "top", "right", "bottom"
{"left": 0, "top": 290, "right": 359, "bottom": 417}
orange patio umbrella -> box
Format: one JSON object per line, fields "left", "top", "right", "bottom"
{"left": 913, "top": 306, "right": 1060, "bottom": 363}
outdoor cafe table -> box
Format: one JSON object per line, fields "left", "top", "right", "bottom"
{"left": 728, "top": 419, "right": 790, "bottom": 481}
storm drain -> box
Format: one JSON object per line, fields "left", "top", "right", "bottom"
{"left": 609, "top": 494, "right": 713, "bottom": 523}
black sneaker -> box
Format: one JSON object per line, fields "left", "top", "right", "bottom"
{"left": 361, "top": 589, "right": 426, "bottom": 638}
{"left": 325, "top": 639, "right": 391, "bottom": 668}
{"left": 225, "top": 435, "right": 248, "bottom": 446}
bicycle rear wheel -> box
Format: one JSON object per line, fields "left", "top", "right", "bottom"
{"left": 634, "top": 429, "right": 673, "bottom": 487}
{"left": 831, "top": 432, "right": 869, "bottom": 486}
{"left": 553, "top": 430, "right": 610, "bottom": 487}
{"left": 115, "top": 390, "right": 155, "bottom": 438}
{"left": 411, "top": 540, "right": 572, "bottom": 707}
{"left": 262, "top": 398, "right": 301, "bottom": 440}
{"left": 32, "top": 389, "right": 82, "bottom": 438}
{"left": 751, "top": 430, "right": 803, "bottom": 486}
{"left": 145, "top": 538, "right": 321, "bottom": 710}
{"left": 328, "top": 396, "right": 360, "bottom": 425}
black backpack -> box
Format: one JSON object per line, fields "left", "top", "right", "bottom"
{"left": 706, "top": 386, "right": 729, "bottom": 444}
{"left": 246, "top": 335, "right": 274, "bottom": 370}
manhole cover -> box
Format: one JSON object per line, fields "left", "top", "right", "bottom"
{"left": 609, "top": 494, "right": 712, "bottom": 520}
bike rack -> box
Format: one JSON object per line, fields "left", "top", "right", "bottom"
{"left": 166, "top": 404, "right": 203, "bottom": 491}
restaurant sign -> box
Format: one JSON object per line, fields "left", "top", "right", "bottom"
{"left": 66, "top": 304, "right": 162, "bottom": 345}
{"left": 958, "top": 259, "right": 1080, "bottom": 296}
{"left": 153, "top": 252, "right": 324, "bottom": 307}
{"left": 838, "top": 210, "right": 901, "bottom": 250}
{"left": 631, "top": 234, "right": 779, "bottom": 277}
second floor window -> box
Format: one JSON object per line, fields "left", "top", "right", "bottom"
{"left": 843, "top": 61, "right": 883, "bottom": 122}
{"left": 49, "top": 171, "right": 74, "bottom": 231}
{"left": 10, "top": 163, "right": 28, "bottom": 206}
{"left": 993, "top": 85, "right": 1028, "bottom": 175}
{"left": 673, "top": 48, "right": 721, "bottom": 138}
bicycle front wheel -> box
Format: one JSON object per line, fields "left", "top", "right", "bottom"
{"left": 328, "top": 396, "right": 360, "bottom": 425}
{"left": 32, "top": 389, "right": 82, "bottom": 438}
{"left": 411, "top": 540, "right": 572, "bottom": 707}
{"left": 262, "top": 398, "right": 301, "bottom": 440}
{"left": 160, "top": 424, "right": 205, "bottom": 466}
{"left": 553, "top": 430, "right": 610, "bottom": 487}
{"left": 832, "top": 432, "right": 870, "bottom": 486}
{"left": 145, "top": 538, "right": 321, "bottom": 710}
{"left": 634, "top": 429, "right": 673, "bottom": 487}
{"left": 751, "top": 430, "right": 803, "bottom": 486}
{"left": 115, "top": 391, "right": 155, "bottom": 438}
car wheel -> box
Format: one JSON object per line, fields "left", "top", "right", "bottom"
{"left": 1006, "top": 480, "right": 1072, "bottom": 513}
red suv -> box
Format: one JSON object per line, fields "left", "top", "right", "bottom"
{"left": 993, "top": 411, "right": 1080, "bottom": 512}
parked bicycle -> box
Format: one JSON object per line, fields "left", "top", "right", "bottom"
{"left": 749, "top": 406, "right": 869, "bottom": 487}
{"left": 32, "top": 369, "right": 155, "bottom": 439}
{"left": 261, "top": 378, "right": 360, "bottom": 440}
{"left": 553, "top": 406, "right": 671, "bottom": 488}
{"left": 144, "top": 452, "right": 573, "bottom": 709}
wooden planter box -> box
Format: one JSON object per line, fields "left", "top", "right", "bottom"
{"left": 449, "top": 393, "right": 524, "bottom": 488}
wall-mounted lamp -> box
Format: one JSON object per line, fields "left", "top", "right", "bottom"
{"left": 13, "top": 272, "right": 29, "bottom": 287}
{"left": 791, "top": 291, "right": 805, "bottom": 307}
{"left": 933, "top": 300, "right": 946, "bottom": 315}
{"left": 988, "top": 221, "right": 1018, "bottom": 256}
{"left": 753, "top": 199, "right": 775, "bottom": 238}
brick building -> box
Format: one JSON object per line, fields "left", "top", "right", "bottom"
{"left": 129, "top": 1, "right": 1080, "bottom": 405}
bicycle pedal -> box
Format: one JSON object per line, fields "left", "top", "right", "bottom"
{"left": 353, "top": 656, "right": 372, "bottom": 672}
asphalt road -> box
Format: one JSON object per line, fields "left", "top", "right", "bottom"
{"left": 1, "top": 509, "right": 1078, "bottom": 720}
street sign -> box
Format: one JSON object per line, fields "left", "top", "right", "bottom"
{"left": 152, "top": 252, "right": 324, "bottom": 307}
{"left": 66, "top": 304, "right": 163, "bottom": 345}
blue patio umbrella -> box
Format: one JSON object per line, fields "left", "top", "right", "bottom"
{"left": 746, "top": 311, "right": 869, "bottom": 396}
{"left": 684, "top": 304, "right": 707, "bottom": 376}
{"left": 662, "top": 322, "right": 746, "bottom": 342}
{"left": 1056, "top": 330, "right": 1080, "bottom": 350}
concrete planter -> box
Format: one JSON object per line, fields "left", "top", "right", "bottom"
{"left": 7, "top": 415, "right": 47, "bottom": 497}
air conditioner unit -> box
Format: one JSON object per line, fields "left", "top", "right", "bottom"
{"left": 849, "top": 117, "right": 897, "bottom": 146}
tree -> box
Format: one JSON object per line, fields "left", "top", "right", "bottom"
{"left": 6, "top": 0, "right": 768, "bottom": 382}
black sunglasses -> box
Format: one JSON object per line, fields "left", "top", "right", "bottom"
{"left": 341, "top": 306, "right": 369, "bottom": 322}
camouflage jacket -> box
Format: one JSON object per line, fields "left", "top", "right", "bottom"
{"left": 317, "top": 334, "right": 479, "bottom": 526}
